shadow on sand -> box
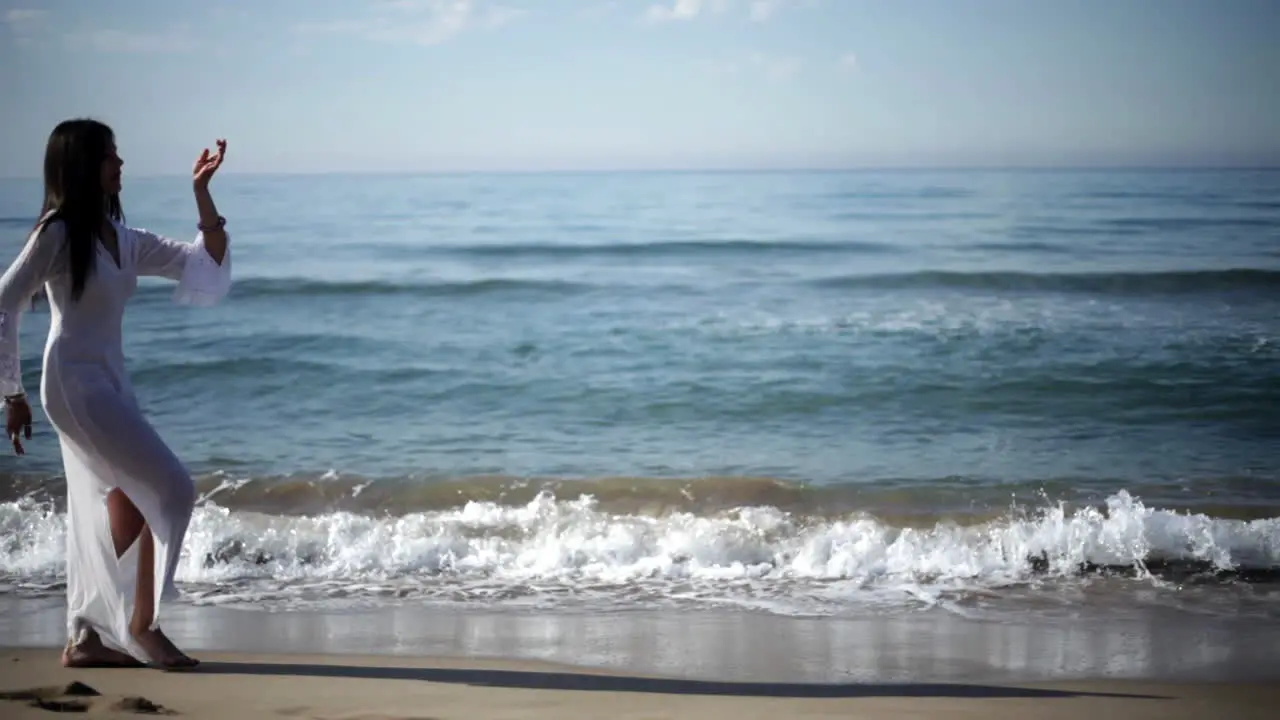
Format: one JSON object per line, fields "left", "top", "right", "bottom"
{"left": 195, "top": 661, "right": 1169, "bottom": 700}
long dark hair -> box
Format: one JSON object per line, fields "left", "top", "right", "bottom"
{"left": 34, "top": 119, "right": 123, "bottom": 302}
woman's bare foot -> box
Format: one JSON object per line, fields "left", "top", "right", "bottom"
{"left": 129, "top": 626, "right": 199, "bottom": 671}
{"left": 61, "top": 631, "right": 144, "bottom": 668}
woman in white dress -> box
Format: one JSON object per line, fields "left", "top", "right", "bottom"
{"left": 0, "top": 119, "right": 233, "bottom": 670}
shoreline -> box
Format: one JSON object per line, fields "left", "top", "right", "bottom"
{"left": 2, "top": 647, "right": 1277, "bottom": 720}
{"left": 4, "top": 597, "right": 1279, "bottom": 685}
{"left": 4, "top": 592, "right": 1278, "bottom": 718}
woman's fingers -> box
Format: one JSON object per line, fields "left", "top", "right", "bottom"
{"left": 192, "top": 140, "right": 227, "bottom": 185}
{"left": 6, "top": 405, "right": 32, "bottom": 453}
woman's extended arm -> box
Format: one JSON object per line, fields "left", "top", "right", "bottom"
{"left": 132, "top": 222, "right": 233, "bottom": 307}
{"left": 0, "top": 220, "right": 63, "bottom": 399}
{"left": 133, "top": 139, "right": 233, "bottom": 306}
{"left": 192, "top": 139, "right": 228, "bottom": 263}
{"left": 194, "top": 185, "right": 227, "bottom": 264}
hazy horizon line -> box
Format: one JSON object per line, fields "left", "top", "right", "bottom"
{"left": 2, "top": 163, "right": 1279, "bottom": 182}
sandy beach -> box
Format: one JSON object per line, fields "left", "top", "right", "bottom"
{"left": 2, "top": 598, "right": 1279, "bottom": 719}
{"left": 1, "top": 647, "right": 1277, "bottom": 720}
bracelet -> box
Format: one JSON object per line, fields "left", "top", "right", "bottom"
{"left": 198, "top": 216, "right": 226, "bottom": 232}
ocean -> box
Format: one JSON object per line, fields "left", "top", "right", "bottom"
{"left": 0, "top": 169, "right": 1277, "bottom": 623}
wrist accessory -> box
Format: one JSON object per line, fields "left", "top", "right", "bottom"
{"left": 198, "top": 216, "right": 226, "bottom": 232}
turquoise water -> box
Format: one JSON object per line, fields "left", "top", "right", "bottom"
{"left": 0, "top": 169, "right": 1277, "bottom": 616}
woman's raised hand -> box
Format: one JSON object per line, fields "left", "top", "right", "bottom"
{"left": 193, "top": 139, "right": 227, "bottom": 190}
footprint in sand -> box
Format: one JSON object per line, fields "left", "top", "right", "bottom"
{"left": 0, "top": 681, "right": 174, "bottom": 715}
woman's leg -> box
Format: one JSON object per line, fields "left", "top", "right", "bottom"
{"left": 52, "top": 384, "right": 201, "bottom": 669}
{"left": 108, "top": 489, "right": 146, "bottom": 555}
{"left": 62, "top": 488, "right": 196, "bottom": 669}
{"left": 116, "top": 491, "right": 198, "bottom": 669}
{"left": 61, "top": 490, "right": 147, "bottom": 668}
{"left": 126, "top": 518, "right": 189, "bottom": 656}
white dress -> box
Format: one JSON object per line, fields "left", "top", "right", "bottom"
{"left": 0, "top": 216, "right": 231, "bottom": 662}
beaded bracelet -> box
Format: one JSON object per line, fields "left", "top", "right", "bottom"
{"left": 198, "top": 216, "right": 227, "bottom": 232}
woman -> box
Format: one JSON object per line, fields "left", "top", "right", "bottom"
{"left": 0, "top": 119, "right": 233, "bottom": 670}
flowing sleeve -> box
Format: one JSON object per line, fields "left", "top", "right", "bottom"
{"left": 0, "top": 222, "right": 64, "bottom": 397}
{"left": 131, "top": 226, "right": 232, "bottom": 307}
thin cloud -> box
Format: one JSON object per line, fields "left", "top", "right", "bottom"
{"left": 581, "top": 1, "right": 620, "bottom": 18}
{"left": 645, "top": 0, "right": 731, "bottom": 24}
{"left": 699, "top": 57, "right": 741, "bottom": 76}
{"left": 9, "top": 8, "right": 197, "bottom": 53}
{"left": 701, "top": 53, "right": 804, "bottom": 81}
{"left": 758, "top": 54, "right": 802, "bottom": 81}
{"left": 64, "top": 27, "right": 199, "bottom": 53}
{"left": 482, "top": 5, "right": 526, "bottom": 27}
{"left": 838, "top": 52, "right": 857, "bottom": 71}
{"left": 756, "top": 0, "right": 823, "bottom": 21}
{"left": 300, "top": 0, "right": 525, "bottom": 46}
{"left": 4, "top": 8, "right": 44, "bottom": 24}
{"left": 4, "top": 8, "right": 45, "bottom": 41}
{"left": 647, "top": 0, "right": 815, "bottom": 24}
{"left": 748, "top": 0, "right": 782, "bottom": 22}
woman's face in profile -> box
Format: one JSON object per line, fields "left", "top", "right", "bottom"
{"left": 101, "top": 141, "right": 124, "bottom": 195}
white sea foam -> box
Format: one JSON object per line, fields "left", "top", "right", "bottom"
{"left": 2, "top": 490, "right": 1276, "bottom": 615}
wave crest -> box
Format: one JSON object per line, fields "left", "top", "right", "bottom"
{"left": 2, "top": 490, "right": 1276, "bottom": 614}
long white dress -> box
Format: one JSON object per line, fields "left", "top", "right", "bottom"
{"left": 0, "top": 216, "right": 231, "bottom": 662}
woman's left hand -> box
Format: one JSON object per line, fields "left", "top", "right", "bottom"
{"left": 5, "top": 396, "right": 32, "bottom": 456}
{"left": 193, "top": 139, "right": 227, "bottom": 190}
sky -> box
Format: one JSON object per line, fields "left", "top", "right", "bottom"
{"left": 1, "top": 0, "right": 1278, "bottom": 175}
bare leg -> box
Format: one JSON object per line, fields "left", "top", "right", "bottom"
{"left": 119, "top": 492, "right": 198, "bottom": 669}
{"left": 62, "top": 489, "right": 147, "bottom": 668}
{"left": 108, "top": 488, "right": 146, "bottom": 556}
{"left": 64, "top": 489, "right": 197, "bottom": 669}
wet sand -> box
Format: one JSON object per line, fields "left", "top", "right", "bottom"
{"left": 1, "top": 598, "right": 1278, "bottom": 718}
{"left": 2, "top": 647, "right": 1278, "bottom": 720}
